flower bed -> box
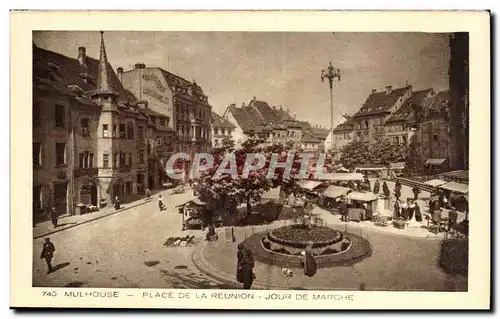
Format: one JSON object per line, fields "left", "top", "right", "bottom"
{"left": 268, "top": 225, "right": 343, "bottom": 249}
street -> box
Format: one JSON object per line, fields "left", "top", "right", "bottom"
{"left": 32, "top": 189, "right": 230, "bottom": 289}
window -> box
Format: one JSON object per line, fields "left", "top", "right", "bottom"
{"left": 102, "top": 124, "right": 109, "bottom": 138}
{"left": 127, "top": 123, "right": 134, "bottom": 139}
{"left": 119, "top": 124, "right": 126, "bottom": 138}
{"left": 214, "top": 128, "right": 218, "bottom": 135}
{"left": 157, "top": 137, "right": 162, "bottom": 146}
{"left": 139, "top": 149, "right": 145, "bottom": 164}
{"left": 402, "top": 136, "right": 407, "bottom": 144}
{"left": 395, "top": 136, "right": 399, "bottom": 144}
{"left": 79, "top": 152, "right": 91, "bottom": 168}
{"left": 81, "top": 118, "right": 90, "bottom": 136}
{"left": 364, "top": 121, "right": 369, "bottom": 129}
{"left": 54, "top": 104, "right": 65, "bottom": 127}
{"left": 103, "top": 154, "right": 109, "bottom": 168}
{"left": 79, "top": 153, "right": 84, "bottom": 168}
{"left": 138, "top": 126, "right": 144, "bottom": 139}
{"left": 113, "top": 124, "right": 118, "bottom": 138}
{"left": 55, "top": 143, "right": 66, "bottom": 165}
{"left": 33, "top": 142, "right": 42, "bottom": 166}
{"left": 119, "top": 152, "right": 125, "bottom": 167}
{"left": 89, "top": 153, "right": 94, "bottom": 168}
{"left": 433, "top": 134, "right": 439, "bottom": 142}
{"left": 128, "top": 153, "right": 133, "bottom": 167}
{"left": 160, "top": 117, "right": 166, "bottom": 126}
{"left": 162, "top": 136, "right": 167, "bottom": 145}
{"left": 113, "top": 153, "right": 118, "bottom": 168}
{"left": 150, "top": 116, "right": 155, "bottom": 124}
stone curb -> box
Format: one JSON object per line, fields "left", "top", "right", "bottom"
{"left": 191, "top": 240, "right": 360, "bottom": 291}
{"left": 33, "top": 200, "right": 150, "bottom": 239}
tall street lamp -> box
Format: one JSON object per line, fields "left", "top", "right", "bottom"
{"left": 321, "top": 62, "right": 341, "bottom": 154}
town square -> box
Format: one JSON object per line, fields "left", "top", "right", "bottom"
{"left": 31, "top": 30, "right": 469, "bottom": 291}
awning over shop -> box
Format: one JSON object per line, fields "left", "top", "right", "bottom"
{"left": 424, "top": 179, "right": 447, "bottom": 187}
{"left": 320, "top": 173, "right": 364, "bottom": 181}
{"left": 425, "top": 158, "right": 447, "bottom": 165}
{"left": 438, "top": 182, "right": 469, "bottom": 194}
{"left": 346, "top": 192, "right": 378, "bottom": 202}
{"left": 322, "top": 185, "right": 352, "bottom": 199}
{"left": 175, "top": 196, "right": 207, "bottom": 207}
{"left": 298, "top": 180, "right": 324, "bottom": 190}
{"left": 389, "top": 162, "right": 406, "bottom": 170}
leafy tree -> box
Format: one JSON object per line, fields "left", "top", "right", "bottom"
{"left": 370, "top": 138, "right": 409, "bottom": 166}
{"left": 196, "top": 135, "right": 301, "bottom": 219}
{"left": 339, "top": 141, "right": 370, "bottom": 168}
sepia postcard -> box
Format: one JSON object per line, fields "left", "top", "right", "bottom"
{"left": 10, "top": 10, "right": 490, "bottom": 310}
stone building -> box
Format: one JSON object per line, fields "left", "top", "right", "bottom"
{"left": 32, "top": 32, "right": 173, "bottom": 223}
{"left": 448, "top": 32, "right": 469, "bottom": 170}
{"left": 222, "top": 97, "right": 303, "bottom": 147}
{"left": 352, "top": 84, "right": 413, "bottom": 143}
{"left": 120, "top": 64, "right": 212, "bottom": 177}
{"left": 328, "top": 118, "right": 354, "bottom": 153}
{"left": 211, "top": 111, "right": 235, "bottom": 148}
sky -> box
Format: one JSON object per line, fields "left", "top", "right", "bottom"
{"left": 33, "top": 31, "right": 450, "bottom": 128}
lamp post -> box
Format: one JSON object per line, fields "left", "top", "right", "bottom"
{"left": 321, "top": 62, "right": 341, "bottom": 154}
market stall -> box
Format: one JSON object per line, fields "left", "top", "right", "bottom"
{"left": 176, "top": 197, "right": 220, "bottom": 230}
{"left": 345, "top": 191, "right": 378, "bottom": 222}
{"left": 424, "top": 179, "right": 448, "bottom": 188}
{"left": 320, "top": 185, "right": 352, "bottom": 211}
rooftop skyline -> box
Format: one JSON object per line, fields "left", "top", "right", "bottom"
{"left": 33, "top": 31, "right": 451, "bottom": 127}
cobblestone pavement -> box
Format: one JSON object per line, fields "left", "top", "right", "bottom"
{"left": 32, "top": 189, "right": 231, "bottom": 289}
{"left": 195, "top": 223, "right": 468, "bottom": 291}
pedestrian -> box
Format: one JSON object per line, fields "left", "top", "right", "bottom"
{"left": 50, "top": 207, "right": 58, "bottom": 228}
{"left": 395, "top": 179, "right": 402, "bottom": 191}
{"left": 158, "top": 195, "right": 165, "bottom": 211}
{"left": 145, "top": 188, "right": 151, "bottom": 199}
{"left": 114, "top": 196, "right": 120, "bottom": 210}
{"left": 236, "top": 244, "right": 255, "bottom": 289}
{"left": 414, "top": 202, "right": 422, "bottom": 222}
{"left": 338, "top": 198, "right": 348, "bottom": 222}
{"left": 300, "top": 243, "right": 317, "bottom": 277}
{"left": 393, "top": 200, "right": 401, "bottom": 219}
{"left": 40, "top": 238, "right": 55, "bottom": 274}
{"left": 412, "top": 186, "right": 421, "bottom": 200}
{"left": 401, "top": 201, "right": 408, "bottom": 220}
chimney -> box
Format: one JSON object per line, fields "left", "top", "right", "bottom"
{"left": 242, "top": 102, "right": 246, "bottom": 107}
{"left": 272, "top": 105, "right": 276, "bottom": 110}
{"left": 293, "top": 113, "right": 296, "bottom": 119}
{"left": 385, "top": 85, "right": 393, "bottom": 94}
{"left": 371, "top": 89, "right": 377, "bottom": 94}
{"left": 78, "top": 47, "right": 87, "bottom": 66}
{"left": 117, "top": 67, "right": 123, "bottom": 82}
{"left": 253, "top": 96, "right": 257, "bottom": 102}
{"left": 407, "top": 84, "right": 412, "bottom": 95}
{"left": 280, "top": 106, "right": 283, "bottom": 111}
{"left": 286, "top": 108, "right": 290, "bottom": 114}
{"left": 230, "top": 103, "right": 236, "bottom": 108}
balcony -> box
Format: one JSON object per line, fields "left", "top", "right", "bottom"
{"left": 74, "top": 167, "right": 98, "bottom": 178}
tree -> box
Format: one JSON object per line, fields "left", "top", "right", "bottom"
{"left": 196, "top": 134, "right": 301, "bottom": 219}
{"left": 369, "top": 138, "right": 409, "bottom": 166}
{"left": 339, "top": 141, "right": 370, "bottom": 168}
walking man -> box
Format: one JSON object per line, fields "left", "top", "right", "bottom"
{"left": 50, "top": 207, "right": 58, "bottom": 228}
{"left": 40, "top": 238, "right": 55, "bottom": 274}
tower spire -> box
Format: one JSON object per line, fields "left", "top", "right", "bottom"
{"left": 96, "top": 31, "right": 116, "bottom": 95}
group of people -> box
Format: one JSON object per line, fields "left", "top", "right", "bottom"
{"left": 393, "top": 199, "right": 422, "bottom": 222}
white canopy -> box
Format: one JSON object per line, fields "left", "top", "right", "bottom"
{"left": 346, "top": 191, "right": 378, "bottom": 202}
{"left": 318, "top": 173, "right": 364, "bottom": 181}
{"left": 425, "top": 158, "right": 447, "bottom": 165}
{"left": 424, "top": 179, "right": 447, "bottom": 187}
{"left": 298, "top": 180, "right": 324, "bottom": 190}
{"left": 389, "top": 162, "right": 406, "bottom": 170}
{"left": 438, "top": 182, "right": 469, "bottom": 194}
{"left": 322, "top": 185, "right": 352, "bottom": 199}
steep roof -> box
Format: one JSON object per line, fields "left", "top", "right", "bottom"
{"left": 302, "top": 131, "right": 322, "bottom": 143}
{"left": 33, "top": 43, "right": 136, "bottom": 105}
{"left": 311, "top": 127, "right": 330, "bottom": 140}
{"left": 430, "top": 90, "right": 451, "bottom": 110}
{"left": 211, "top": 111, "right": 235, "bottom": 128}
{"left": 385, "top": 89, "right": 435, "bottom": 123}
{"left": 353, "top": 86, "right": 408, "bottom": 118}
{"left": 333, "top": 118, "right": 355, "bottom": 132}
{"left": 251, "top": 99, "right": 280, "bottom": 122}
{"left": 229, "top": 106, "right": 263, "bottom": 131}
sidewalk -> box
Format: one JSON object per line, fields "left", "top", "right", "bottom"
{"left": 33, "top": 196, "right": 153, "bottom": 239}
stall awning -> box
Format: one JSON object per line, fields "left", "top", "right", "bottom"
{"left": 389, "top": 162, "right": 406, "bottom": 170}
{"left": 319, "top": 173, "right": 364, "bottom": 181}
{"left": 425, "top": 158, "right": 447, "bottom": 165}
{"left": 336, "top": 167, "right": 350, "bottom": 173}
{"left": 346, "top": 192, "right": 378, "bottom": 202}
{"left": 424, "top": 179, "right": 447, "bottom": 187}
{"left": 298, "top": 180, "right": 324, "bottom": 190}
{"left": 322, "top": 185, "right": 352, "bottom": 199}
{"left": 438, "top": 182, "right": 469, "bottom": 194}
{"left": 175, "top": 196, "right": 206, "bottom": 207}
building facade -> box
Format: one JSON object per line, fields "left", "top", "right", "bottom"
{"left": 448, "top": 32, "right": 469, "bottom": 170}
{"left": 211, "top": 111, "right": 236, "bottom": 148}
{"left": 32, "top": 32, "right": 178, "bottom": 223}
{"left": 121, "top": 65, "right": 212, "bottom": 176}
{"left": 328, "top": 119, "right": 354, "bottom": 153}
